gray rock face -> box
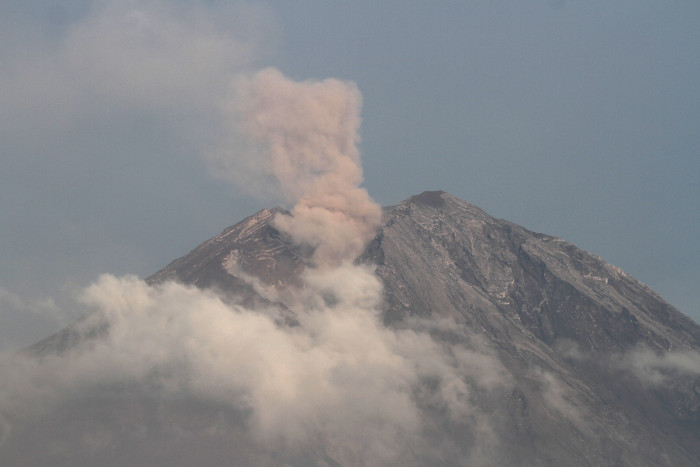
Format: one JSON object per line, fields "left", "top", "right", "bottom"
{"left": 365, "top": 191, "right": 700, "bottom": 465}
{"left": 11, "top": 191, "right": 700, "bottom": 466}
{"left": 370, "top": 192, "right": 699, "bottom": 349}
{"left": 143, "top": 190, "right": 700, "bottom": 465}
{"left": 146, "top": 206, "right": 305, "bottom": 292}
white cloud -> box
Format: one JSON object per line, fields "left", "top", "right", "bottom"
{"left": 0, "top": 268, "right": 512, "bottom": 464}
{"left": 618, "top": 346, "right": 700, "bottom": 385}
{"left": 0, "top": 0, "right": 275, "bottom": 132}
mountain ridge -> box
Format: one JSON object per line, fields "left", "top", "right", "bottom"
{"left": 15, "top": 190, "right": 700, "bottom": 466}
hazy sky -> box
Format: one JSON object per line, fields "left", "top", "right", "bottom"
{"left": 1, "top": 0, "right": 699, "bottom": 350}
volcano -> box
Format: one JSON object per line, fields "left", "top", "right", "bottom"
{"left": 7, "top": 191, "right": 700, "bottom": 466}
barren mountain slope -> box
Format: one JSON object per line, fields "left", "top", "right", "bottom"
{"left": 12, "top": 191, "right": 700, "bottom": 466}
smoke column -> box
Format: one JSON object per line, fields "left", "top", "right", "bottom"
{"left": 229, "top": 68, "right": 382, "bottom": 267}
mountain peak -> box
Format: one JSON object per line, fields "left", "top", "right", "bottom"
{"left": 374, "top": 193, "right": 699, "bottom": 350}
{"left": 18, "top": 191, "right": 700, "bottom": 466}
{"left": 406, "top": 190, "right": 448, "bottom": 207}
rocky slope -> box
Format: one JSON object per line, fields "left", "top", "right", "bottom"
{"left": 146, "top": 190, "right": 700, "bottom": 465}
{"left": 12, "top": 191, "right": 700, "bottom": 466}
{"left": 366, "top": 191, "right": 700, "bottom": 465}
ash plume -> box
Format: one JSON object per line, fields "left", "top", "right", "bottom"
{"left": 210, "top": 68, "right": 382, "bottom": 267}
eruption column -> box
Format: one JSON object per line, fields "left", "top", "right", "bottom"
{"left": 234, "top": 68, "right": 382, "bottom": 267}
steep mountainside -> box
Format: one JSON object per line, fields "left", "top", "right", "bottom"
{"left": 14, "top": 191, "right": 700, "bottom": 466}
{"left": 366, "top": 191, "right": 700, "bottom": 465}
{"left": 146, "top": 206, "right": 304, "bottom": 292}
{"left": 370, "top": 191, "right": 700, "bottom": 350}
{"left": 143, "top": 190, "right": 700, "bottom": 465}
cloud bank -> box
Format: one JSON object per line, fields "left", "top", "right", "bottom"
{"left": 0, "top": 269, "right": 511, "bottom": 465}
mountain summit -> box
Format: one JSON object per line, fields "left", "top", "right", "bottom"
{"left": 7, "top": 191, "right": 700, "bottom": 466}
{"left": 150, "top": 190, "right": 700, "bottom": 351}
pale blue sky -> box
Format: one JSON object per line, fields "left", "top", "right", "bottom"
{"left": 1, "top": 0, "right": 699, "bottom": 349}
